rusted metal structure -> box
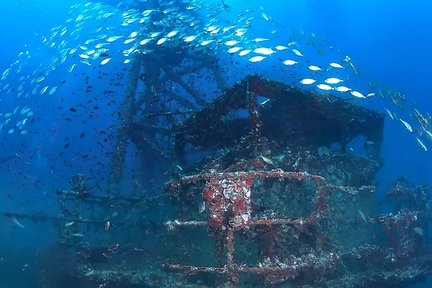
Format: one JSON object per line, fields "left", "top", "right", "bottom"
{"left": 144, "top": 76, "right": 430, "bottom": 288}
{"left": 4, "top": 75, "right": 432, "bottom": 288}
{"left": 107, "top": 47, "right": 226, "bottom": 197}
{"left": 173, "top": 75, "right": 383, "bottom": 166}
{"left": 159, "top": 75, "right": 387, "bottom": 287}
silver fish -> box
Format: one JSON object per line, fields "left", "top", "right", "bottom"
{"left": 260, "top": 155, "right": 274, "bottom": 165}
{"left": 198, "top": 201, "right": 206, "bottom": 213}
{"left": 308, "top": 65, "right": 322, "bottom": 71}
{"left": 225, "top": 40, "right": 239, "bottom": 46}
{"left": 282, "top": 59, "right": 297, "bottom": 66}
{"left": 106, "top": 35, "right": 123, "bottom": 42}
{"left": 129, "top": 31, "right": 138, "bottom": 38}
{"left": 166, "top": 30, "right": 179, "bottom": 38}
{"left": 291, "top": 48, "right": 303, "bottom": 57}
{"left": 227, "top": 47, "right": 242, "bottom": 54}
{"left": 399, "top": 118, "right": 413, "bottom": 132}
{"left": 384, "top": 108, "right": 394, "bottom": 120}
{"left": 329, "top": 62, "right": 344, "bottom": 69}
{"left": 139, "top": 38, "right": 152, "bottom": 45}
{"left": 335, "top": 86, "right": 351, "bottom": 92}
{"left": 350, "top": 90, "right": 366, "bottom": 98}
{"left": 249, "top": 55, "right": 266, "bottom": 62}
{"left": 100, "top": 58, "right": 111, "bottom": 65}
{"left": 48, "top": 86, "right": 57, "bottom": 95}
{"left": 253, "top": 37, "right": 269, "bottom": 43}
{"left": 253, "top": 47, "right": 275, "bottom": 55}
{"left": 325, "top": 77, "right": 343, "bottom": 85}
{"left": 275, "top": 45, "right": 288, "bottom": 51}
{"left": 65, "top": 221, "right": 75, "bottom": 227}
{"left": 40, "top": 86, "right": 49, "bottom": 95}
{"left": 317, "top": 84, "right": 333, "bottom": 91}
{"left": 239, "top": 49, "right": 252, "bottom": 56}
{"left": 200, "top": 39, "right": 215, "bottom": 46}
{"left": 300, "top": 78, "right": 316, "bottom": 85}
{"left": 416, "top": 137, "right": 428, "bottom": 151}
{"left": 156, "top": 37, "right": 167, "bottom": 45}
{"left": 12, "top": 217, "right": 25, "bottom": 228}
{"left": 184, "top": 35, "right": 197, "bottom": 42}
{"left": 124, "top": 38, "right": 136, "bottom": 44}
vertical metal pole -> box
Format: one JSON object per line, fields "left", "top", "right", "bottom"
{"left": 108, "top": 55, "right": 143, "bottom": 196}
{"left": 246, "top": 80, "right": 261, "bottom": 141}
{"left": 226, "top": 229, "right": 238, "bottom": 288}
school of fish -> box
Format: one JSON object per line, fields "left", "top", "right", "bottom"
{"left": 0, "top": 0, "right": 430, "bottom": 152}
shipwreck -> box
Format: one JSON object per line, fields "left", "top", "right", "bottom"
{"left": 5, "top": 72, "right": 432, "bottom": 287}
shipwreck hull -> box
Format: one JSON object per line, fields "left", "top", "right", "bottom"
{"left": 11, "top": 75, "right": 431, "bottom": 288}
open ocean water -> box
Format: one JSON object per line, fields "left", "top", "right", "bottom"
{"left": 1, "top": 0, "right": 432, "bottom": 287}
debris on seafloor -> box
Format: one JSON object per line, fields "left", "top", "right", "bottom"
{"left": 5, "top": 76, "right": 432, "bottom": 288}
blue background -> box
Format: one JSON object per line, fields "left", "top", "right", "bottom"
{"left": 0, "top": 0, "right": 431, "bottom": 287}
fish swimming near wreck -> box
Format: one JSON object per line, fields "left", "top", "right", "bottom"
{"left": 12, "top": 217, "right": 25, "bottom": 228}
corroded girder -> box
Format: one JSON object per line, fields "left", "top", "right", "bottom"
{"left": 108, "top": 55, "right": 143, "bottom": 196}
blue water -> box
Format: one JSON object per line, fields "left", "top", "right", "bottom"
{"left": 1, "top": 0, "right": 431, "bottom": 287}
